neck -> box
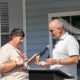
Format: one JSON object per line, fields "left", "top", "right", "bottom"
{"left": 60, "top": 30, "right": 66, "bottom": 37}
{"left": 9, "top": 41, "right": 18, "bottom": 48}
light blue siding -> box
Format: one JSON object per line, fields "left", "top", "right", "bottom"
{"left": 26, "top": 0, "right": 80, "bottom": 56}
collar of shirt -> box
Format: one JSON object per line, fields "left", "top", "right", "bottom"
{"left": 59, "top": 32, "right": 69, "bottom": 41}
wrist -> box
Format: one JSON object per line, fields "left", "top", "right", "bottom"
{"left": 56, "top": 59, "right": 60, "bottom": 64}
{"left": 16, "top": 60, "right": 24, "bottom": 66}
{"left": 15, "top": 61, "right": 17, "bottom": 66}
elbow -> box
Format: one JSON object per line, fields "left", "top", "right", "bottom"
{"left": 71, "top": 56, "right": 79, "bottom": 64}
{"left": 0, "top": 68, "right": 1, "bottom": 73}
{"left": 0, "top": 66, "right": 7, "bottom": 73}
{"left": 75, "top": 60, "right": 78, "bottom": 64}
{"left": 0, "top": 67, "right": 3, "bottom": 73}
{"left": 74, "top": 58, "right": 79, "bottom": 64}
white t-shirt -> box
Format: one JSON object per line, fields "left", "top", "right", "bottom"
{"left": 50, "top": 32, "right": 79, "bottom": 80}
{"left": 0, "top": 43, "right": 29, "bottom": 80}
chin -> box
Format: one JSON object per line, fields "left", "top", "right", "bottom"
{"left": 17, "top": 44, "right": 20, "bottom": 48}
{"left": 53, "top": 36, "right": 59, "bottom": 39}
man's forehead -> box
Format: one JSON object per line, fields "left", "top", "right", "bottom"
{"left": 49, "top": 19, "right": 63, "bottom": 28}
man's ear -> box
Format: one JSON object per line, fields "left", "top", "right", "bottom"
{"left": 12, "top": 35, "right": 16, "bottom": 39}
{"left": 58, "top": 27, "right": 63, "bottom": 34}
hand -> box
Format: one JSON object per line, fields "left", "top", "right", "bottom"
{"left": 46, "top": 58, "right": 57, "bottom": 65}
{"left": 16, "top": 59, "right": 24, "bottom": 66}
{"left": 36, "top": 61, "right": 48, "bottom": 66}
{"left": 23, "top": 62, "right": 28, "bottom": 68}
{"left": 35, "top": 55, "right": 40, "bottom": 64}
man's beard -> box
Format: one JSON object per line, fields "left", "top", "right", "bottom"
{"left": 53, "top": 35, "right": 60, "bottom": 40}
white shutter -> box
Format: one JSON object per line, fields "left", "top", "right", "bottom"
{"left": 0, "top": 2, "right": 9, "bottom": 46}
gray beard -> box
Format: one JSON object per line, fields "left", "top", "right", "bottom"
{"left": 53, "top": 36, "right": 60, "bottom": 40}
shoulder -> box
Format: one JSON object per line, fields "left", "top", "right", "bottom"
{"left": 66, "top": 34, "right": 79, "bottom": 47}
{"left": 0, "top": 43, "right": 14, "bottom": 54}
{"left": 0, "top": 43, "right": 10, "bottom": 50}
{"left": 66, "top": 34, "right": 78, "bottom": 42}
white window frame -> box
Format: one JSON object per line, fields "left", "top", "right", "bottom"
{"left": 48, "top": 11, "right": 80, "bottom": 54}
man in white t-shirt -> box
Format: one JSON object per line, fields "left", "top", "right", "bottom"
{"left": 0, "top": 28, "right": 29, "bottom": 80}
{"left": 36, "top": 19, "right": 79, "bottom": 80}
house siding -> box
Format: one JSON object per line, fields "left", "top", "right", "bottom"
{"left": 26, "top": 0, "right": 80, "bottom": 57}
{"left": 26, "top": 0, "right": 80, "bottom": 78}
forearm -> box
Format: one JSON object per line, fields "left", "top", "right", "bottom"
{"left": 59, "top": 56, "right": 79, "bottom": 65}
{"left": 0, "top": 61, "right": 17, "bottom": 73}
{"left": 46, "top": 56, "right": 79, "bottom": 65}
{"left": 0, "top": 60, "right": 24, "bottom": 73}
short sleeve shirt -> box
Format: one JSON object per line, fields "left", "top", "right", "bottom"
{"left": 0, "top": 43, "right": 29, "bottom": 80}
{"left": 50, "top": 32, "right": 79, "bottom": 80}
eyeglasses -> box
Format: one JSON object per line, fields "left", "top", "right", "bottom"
{"left": 50, "top": 30, "right": 53, "bottom": 32}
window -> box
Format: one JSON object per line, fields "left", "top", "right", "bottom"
{"left": 0, "top": 2, "right": 9, "bottom": 46}
{"left": 48, "top": 11, "right": 80, "bottom": 54}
